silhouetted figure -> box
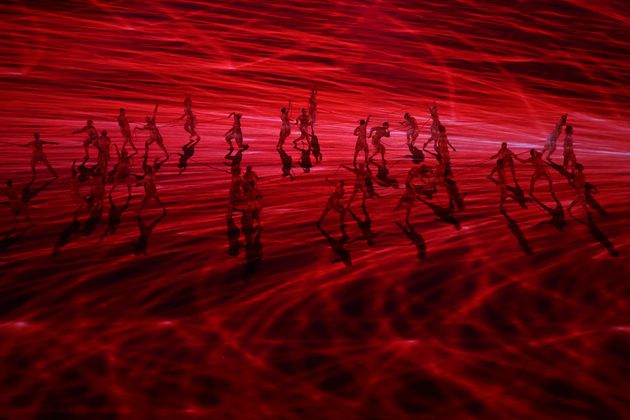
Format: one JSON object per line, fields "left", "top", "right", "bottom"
{"left": 243, "top": 165, "right": 261, "bottom": 199}
{"left": 567, "top": 162, "right": 591, "bottom": 217}
{"left": 133, "top": 210, "right": 167, "bottom": 256}
{"left": 369, "top": 122, "right": 390, "bottom": 166}
{"left": 225, "top": 112, "right": 247, "bottom": 150}
{"left": 542, "top": 113, "right": 568, "bottom": 160}
{"left": 180, "top": 95, "right": 200, "bottom": 142}
{"left": 348, "top": 203, "right": 377, "bottom": 246}
{"left": 136, "top": 154, "right": 167, "bottom": 215}
{"left": 401, "top": 112, "right": 419, "bottom": 148}
{"left": 244, "top": 218, "right": 263, "bottom": 278}
{"left": 530, "top": 192, "right": 565, "bottom": 230}
{"left": 353, "top": 116, "right": 371, "bottom": 167}
{"left": 118, "top": 108, "right": 138, "bottom": 152}
{"left": 489, "top": 162, "right": 528, "bottom": 210}
{"left": 317, "top": 223, "right": 351, "bottom": 266}
{"left": 177, "top": 137, "right": 201, "bottom": 174}
{"left": 309, "top": 88, "right": 317, "bottom": 128}
{"left": 95, "top": 129, "right": 111, "bottom": 174}
{"left": 490, "top": 142, "right": 519, "bottom": 187}
{"left": 73, "top": 119, "right": 98, "bottom": 164}
{"left": 425, "top": 125, "right": 455, "bottom": 162}
{"left": 407, "top": 143, "right": 425, "bottom": 164}
{"left": 311, "top": 129, "right": 322, "bottom": 163}
{"left": 277, "top": 101, "right": 292, "bottom": 149}
{"left": 518, "top": 149, "right": 553, "bottom": 194}
{"left": 500, "top": 209, "right": 532, "bottom": 255}
{"left": 294, "top": 141, "right": 313, "bottom": 173}
{"left": 343, "top": 163, "right": 373, "bottom": 208}
{"left": 395, "top": 183, "right": 417, "bottom": 223}
{"left": 2, "top": 180, "right": 31, "bottom": 229}
{"left": 293, "top": 108, "right": 311, "bottom": 147}
{"left": 407, "top": 162, "right": 435, "bottom": 199}
{"left": 20, "top": 132, "right": 58, "bottom": 181}
{"left": 395, "top": 221, "right": 426, "bottom": 260}
{"left": 370, "top": 158, "right": 398, "bottom": 188}
{"left": 99, "top": 190, "right": 132, "bottom": 243}
{"left": 228, "top": 166, "right": 244, "bottom": 217}
{"left": 317, "top": 180, "right": 347, "bottom": 227}
{"left": 428, "top": 104, "right": 440, "bottom": 147}
{"left": 135, "top": 105, "right": 169, "bottom": 160}
{"left": 227, "top": 214, "right": 241, "bottom": 256}
{"left": 70, "top": 160, "right": 87, "bottom": 218}
{"left": 83, "top": 195, "right": 103, "bottom": 236}
{"left": 563, "top": 125, "right": 577, "bottom": 174}
{"left": 110, "top": 145, "right": 136, "bottom": 195}
{"left": 277, "top": 147, "right": 295, "bottom": 180}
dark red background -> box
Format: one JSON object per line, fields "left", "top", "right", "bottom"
{"left": 1, "top": 1, "right": 629, "bottom": 418}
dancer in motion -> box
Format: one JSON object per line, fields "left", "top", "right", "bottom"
{"left": 428, "top": 104, "right": 441, "bottom": 147}
{"left": 277, "top": 101, "right": 292, "bottom": 149}
{"left": 243, "top": 166, "right": 261, "bottom": 199}
{"left": 177, "top": 137, "right": 201, "bottom": 175}
{"left": 568, "top": 163, "right": 591, "bottom": 216}
{"left": 110, "top": 145, "right": 136, "bottom": 195}
{"left": 401, "top": 112, "right": 419, "bottom": 148}
{"left": 293, "top": 108, "right": 311, "bottom": 147}
{"left": 225, "top": 112, "right": 246, "bottom": 150}
{"left": 20, "top": 132, "right": 58, "bottom": 181}
{"left": 563, "top": 125, "right": 577, "bottom": 174}
{"left": 118, "top": 108, "right": 138, "bottom": 152}
{"left": 518, "top": 149, "right": 553, "bottom": 194}
{"left": 435, "top": 125, "right": 456, "bottom": 162}
{"left": 95, "top": 129, "right": 111, "bottom": 174}
{"left": 136, "top": 154, "right": 167, "bottom": 215}
{"left": 73, "top": 119, "right": 98, "bottom": 163}
{"left": 490, "top": 142, "right": 520, "bottom": 188}
{"left": 317, "top": 180, "right": 346, "bottom": 227}
{"left": 395, "top": 183, "right": 418, "bottom": 223}
{"left": 369, "top": 121, "right": 390, "bottom": 166}
{"left": 179, "top": 95, "right": 200, "bottom": 142}
{"left": 353, "top": 116, "right": 371, "bottom": 167}
{"left": 2, "top": 180, "right": 31, "bottom": 229}
{"left": 490, "top": 158, "right": 509, "bottom": 211}
{"left": 135, "top": 106, "right": 169, "bottom": 160}
{"left": 542, "top": 113, "right": 568, "bottom": 160}
{"left": 228, "top": 166, "right": 244, "bottom": 217}
{"left": 308, "top": 88, "right": 317, "bottom": 128}
{"left": 343, "top": 163, "right": 373, "bottom": 208}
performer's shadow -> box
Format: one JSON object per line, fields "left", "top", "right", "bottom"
{"left": 500, "top": 209, "right": 533, "bottom": 255}
{"left": 317, "top": 224, "right": 352, "bottom": 267}
{"left": 572, "top": 213, "right": 619, "bottom": 257}
{"left": 395, "top": 221, "right": 426, "bottom": 260}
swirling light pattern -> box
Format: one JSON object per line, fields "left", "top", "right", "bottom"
{"left": 1, "top": 0, "right": 629, "bottom": 418}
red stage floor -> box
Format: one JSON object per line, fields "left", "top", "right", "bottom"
{"left": 1, "top": 1, "right": 629, "bottom": 418}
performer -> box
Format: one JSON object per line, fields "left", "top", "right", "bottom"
{"left": 401, "top": 112, "right": 419, "bottom": 148}
{"left": 20, "top": 132, "right": 58, "bottom": 181}
{"left": 73, "top": 119, "right": 98, "bottom": 163}
{"left": 277, "top": 101, "right": 292, "bottom": 149}
{"left": 118, "top": 108, "right": 137, "bottom": 152}
{"left": 542, "top": 113, "right": 568, "bottom": 160}
{"left": 369, "top": 121, "right": 390, "bottom": 166}
{"left": 179, "top": 95, "right": 200, "bottom": 142}
{"left": 353, "top": 116, "right": 371, "bottom": 167}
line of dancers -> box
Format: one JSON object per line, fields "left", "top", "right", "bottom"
{"left": 2, "top": 92, "right": 610, "bottom": 263}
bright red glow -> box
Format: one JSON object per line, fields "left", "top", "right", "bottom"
{"left": 1, "top": 1, "right": 629, "bottom": 418}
